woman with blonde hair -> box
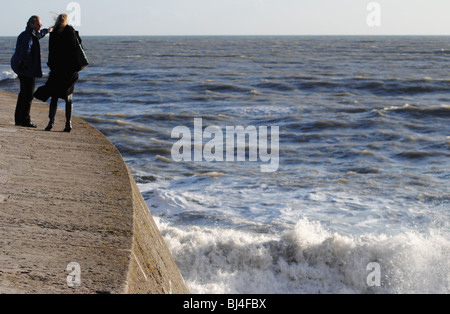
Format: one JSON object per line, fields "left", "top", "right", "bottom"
{"left": 34, "top": 13, "right": 83, "bottom": 132}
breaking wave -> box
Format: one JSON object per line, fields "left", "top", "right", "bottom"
{"left": 158, "top": 217, "right": 449, "bottom": 294}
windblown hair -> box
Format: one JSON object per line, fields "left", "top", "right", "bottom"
{"left": 53, "top": 13, "right": 69, "bottom": 33}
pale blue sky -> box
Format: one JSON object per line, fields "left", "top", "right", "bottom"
{"left": 1, "top": 0, "right": 449, "bottom": 36}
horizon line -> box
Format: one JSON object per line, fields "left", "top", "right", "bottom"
{"left": 1, "top": 34, "right": 449, "bottom": 37}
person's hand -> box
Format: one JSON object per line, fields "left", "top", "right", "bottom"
{"left": 48, "top": 27, "right": 54, "bottom": 33}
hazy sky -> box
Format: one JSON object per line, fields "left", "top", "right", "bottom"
{"left": 1, "top": 0, "right": 449, "bottom": 36}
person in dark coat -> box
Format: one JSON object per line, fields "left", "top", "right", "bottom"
{"left": 34, "top": 13, "right": 80, "bottom": 133}
{"left": 11, "top": 16, "right": 51, "bottom": 128}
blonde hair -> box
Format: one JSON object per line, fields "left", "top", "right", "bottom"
{"left": 53, "top": 13, "right": 69, "bottom": 33}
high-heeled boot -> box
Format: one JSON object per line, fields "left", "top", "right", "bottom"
{"left": 45, "top": 98, "right": 58, "bottom": 131}
{"left": 64, "top": 99, "right": 73, "bottom": 133}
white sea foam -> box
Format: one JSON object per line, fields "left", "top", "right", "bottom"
{"left": 156, "top": 217, "right": 449, "bottom": 294}
{"left": 1, "top": 70, "right": 16, "bottom": 81}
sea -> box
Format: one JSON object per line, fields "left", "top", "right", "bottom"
{"left": 1, "top": 35, "right": 449, "bottom": 294}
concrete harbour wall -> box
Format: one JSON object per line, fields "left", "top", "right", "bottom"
{"left": 0, "top": 90, "right": 189, "bottom": 294}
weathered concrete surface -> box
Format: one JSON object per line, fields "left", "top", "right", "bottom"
{"left": 0, "top": 90, "right": 189, "bottom": 294}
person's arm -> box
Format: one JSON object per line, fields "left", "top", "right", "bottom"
{"left": 35, "top": 28, "right": 51, "bottom": 40}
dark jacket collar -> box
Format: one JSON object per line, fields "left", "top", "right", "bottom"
{"left": 26, "top": 26, "right": 39, "bottom": 38}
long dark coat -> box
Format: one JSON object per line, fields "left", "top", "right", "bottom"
{"left": 34, "top": 25, "right": 79, "bottom": 101}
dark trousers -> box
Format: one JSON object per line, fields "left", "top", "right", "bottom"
{"left": 48, "top": 94, "right": 73, "bottom": 124}
{"left": 15, "top": 76, "right": 36, "bottom": 125}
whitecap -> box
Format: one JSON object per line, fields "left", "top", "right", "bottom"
{"left": 157, "top": 217, "right": 450, "bottom": 294}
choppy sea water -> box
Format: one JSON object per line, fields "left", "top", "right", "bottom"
{"left": 1, "top": 36, "right": 449, "bottom": 294}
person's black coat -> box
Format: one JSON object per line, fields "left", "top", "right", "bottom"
{"left": 34, "top": 25, "right": 79, "bottom": 101}
{"left": 48, "top": 25, "right": 78, "bottom": 73}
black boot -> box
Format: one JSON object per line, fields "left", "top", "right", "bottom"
{"left": 45, "top": 98, "right": 58, "bottom": 131}
{"left": 64, "top": 96, "right": 73, "bottom": 133}
{"left": 45, "top": 122, "right": 54, "bottom": 131}
{"left": 64, "top": 122, "right": 72, "bottom": 133}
